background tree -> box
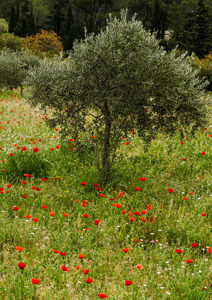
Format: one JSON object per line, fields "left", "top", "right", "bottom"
{"left": 9, "top": 3, "right": 17, "bottom": 33}
{"left": 27, "top": 11, "right": 209, "bottom": 183}
{"left": 0, "top": 19, "right": 8, "bottom": 35}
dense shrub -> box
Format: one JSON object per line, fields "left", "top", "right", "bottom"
{"left": 0, "top": 19, "right": 8, "bottom": 35}
{"left": 193, "top": 53, "right": 212, "bottom": 90}
{"left": 0, "top": 33, "right": 22, "bottom": 51}
{"left": 22, "top": 30, "right": 64, "bottom": 58}
{"left": 0, "top": 49, "right": 40, "bottom": 91}
{"left": 27, "top": 10, "right": 210, "bottom": 183}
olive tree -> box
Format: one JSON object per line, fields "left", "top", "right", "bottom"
{"left": 27, "top": 10, "right": 210, "bottom": 183}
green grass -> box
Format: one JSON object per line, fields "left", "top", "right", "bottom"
{"left": 0, "top": 89, "right": 211, "bottom": 300}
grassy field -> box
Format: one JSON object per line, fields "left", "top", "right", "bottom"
{"left": 0, "top": 89, "right": 211, "bottom": 300}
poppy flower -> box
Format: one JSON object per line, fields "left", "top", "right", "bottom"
{"left": 64, "top": 213, "right": 69, "bottom": 217}
{"left": 186, "top": 259, "right": 193, "bottom": 263}
{"left": 81, "top": 181, "right": 87, "bottom": 186}
{"left": 76, "top": 266, "right": 81, "bottom": 269}
{"left": 140, "top": 217, "right": 147, "bottom": 223}
{"left": 15, "top": 246, "right": 24, "bottom": 251}
{"left": 33, "top": 147, "right": 39, "bottom": 153}
{"left": 201, "top": 213, "right": 207, "bottom": 216}
{"left": 123, "top": 248, "right": 129, "bottom": 253}
{"left": 54, "top": 178, "right": 58, "bottom": 180}
{"left": 23, "top": 195, "right": 27, "bottom": 198}
{"left": 60, "top": 252, "right": 66, "bottom": 257}
{"left": 18, "top": 263, "right": 26, "bottom": 269}
{"left": 190, "top": 243, "right": 198, "bottom": 248}
{"left": 32, "top": 278, "right": 40, "bottom": 284}
{"left": 125, "top": 280, "right": 133, "bottom": 286}
{"left": 98, "top": 293, "right": 107, "bottom": 299}
{"left": 129, "top": 217, "right": 135, "bottom": 222}
{"left": 207, "top": 247, "right": 212, "bottom": 254}
{"left": 126, "top": 142, "right": 130, "bottom": 145}
{"left": 33, "top": 218, "right": 39, "bottom": 222}
{"left": 21, "top": 147, "right": 27, "bottom": 151}
{"left": 41, "top": 178, "right": 47, "bottom": 182}
{"left": 135, "top": 187, "right": 141, "bottom": 191}
{"left": 181, "top": 141, "right": 184, "bottom": 145}
{"left": 42, "top": 205, "right": 48, "bottom": 209}
{"left": 189, "top": 192, "right": 194, "bottom": 195}
{"left": 140, "top": 210, "right": 147, "bottom": 214}
{"left": 136, "top": 264, "right": 143, "bottom": 269}
{"left": 147, "top": 204, "right": 152, "bottom": 210}
{"left": 61, "top": 265, "right": 70, "bottom": 272}
{"left": 49, "top": 212, "right": 55, "bottom": 216}
{"left": 202, "top": 152, "right": 206, "bottom": 155}
{"left": 6, "top": 184, "right": 11, "bottom": 188}
{"left": 56, "top": 146, "right": 60, "bottom": 149}
{"left": 36, "top": 188, "right": 41, "bottom": 191}
{"left": 116, "top": 204, "right": 122, "bottom": 208}
{"left": 24, "top": 214, "right": 31, "bottom": 219}
{"left": 100, "top": 193, "right": 105, "bottom": 197}
{"left": 151, "top": 216, "right": 155, "bottom": 223}
{"left": 175, "top": 249, "right": 183, "bottom": 254}
{"left": 9, "top": 153, "right": 13, "bottom": 156}
{"left": 86, "top": 277, "right": 93, "bottom": 284}
{"left": 83, "top": 214, "right": 89, "bottom": 218}
{"left": 182, "top": 158, "right": 186, "bottom": 161}
{"left": 53, "top": 249, "right": 59, "bottom": 254}
{"left": 96, "top": 187, "right": 102, "bottom": 191}
{"left": 50, "top": 148, "right": 54, "bottom": 151}
{"left": 134, "top": 212, "right": 140, "bottom": 216}
{"left": 168, "top": 188, "right": 174, "bottom": 193}
{"left": 95, "top": 219, "right": 100, "bottom": 225}
{"left": 82, "top": 269, "right": 89, "bottom": 274}
{"left": 122, "top": 210, "right": 127, "bottom": 214}
{"left": 13, "top": 207, "right": 20, "bottom": 210}
{"left": 21, "top": 181, "right": 27, "bottom": 184}
{"left": 110, "top": 198, "right": 115, "bottom": 201}
{"left": 139, "top": 177, "right": 146, "bottom": 181}
{"left": 79, "top": 253, "right": 85, "bottom": 259}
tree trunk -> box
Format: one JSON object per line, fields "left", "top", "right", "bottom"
{"left": 102, "top": 100, "right": 111, "bottom": 184}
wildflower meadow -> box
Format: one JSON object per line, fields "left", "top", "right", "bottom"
{"left": 0, "top": 88, "right": 211, "bottom": 299}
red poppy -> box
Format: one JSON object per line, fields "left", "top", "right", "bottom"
{"left": 15, "top": 246, "right": 24, "bottom": 251}
{"left": 93, "top": 183, "right": 99, "bottom": 187}
{"left": 82, "top": 269, "right": 89, "bottom": 274}
{"left": 13, "top": 207, "right": 20, "bottom": 210}
{"left": 24, "top": 214, "right": 31, "bottom": 219}
{"left": 76, "top": 266, "right": 81, "bottom": 269}
{"left": 36, "top": 188, "right": 41, "bottom": 191}
{"left": 151, "top": 216, "right": 155, "bottom": 223}
{"left": 181, "top": 141, "right": 184, "bottom": 145}
{"left": 54, "top": 178, "right": 58, "bottom": 180}
{"left": 32, "top": 278, "right": 40, "bottom": 284}
{"left": 135, "top": 187, "right": 141, "bottom": 191}
{"left": 6, "top": 184, "right": 11, "bottom": 188}
{"left": 122, "top": 210, "right": 127, "bottom": 214}
{"left": 21, "top": 147, "right": 27, "bottom": 151}
{"left": 98, "top": 293, "right": 107, "bottom": 299}
{"left": 182, "top": 196, "right": 188, "bottom": 200}
{"left": 202, "top": 152, "right": 206, "bottom": 155}
{"left": 60, "top": 252, "right": 66, "bottom": 257}
{"left": 134, "top": 212, "right": 140, "bottom": 216}
{"left": 49, "top": 212, "right": 55, "bottom": 216}
{"left": 33, "top": 218, "right": 39, "bottom": 222}
{"left": 95, "top": 219, "right": 100, "bottom": 225}
{"left": 100, "top": 193, "right": 105, "bottom": 197}
{"left": 186, "top": 259, "right": 193, "bottom": 263}
{"left": 56, "top": 146, "right": 60, "bottom": 149}
{"left": 140, "top": 210, "right": 147, "bottom": 214}
{"left": 21, "top": 181, "right": 27, "bottom": 184}
{"left": 175, "top": 249, "right": 183, "bottom": 254}
{"left": 136, "top": 264, "right": 143, "bottom": 269}
{"left": 125, "top": 280, "right": 133, "bottom": 286}
{"left": 61, "top": 265, "right": 70, "bottom": 272}
{"left": 33, "top": 147, "right": 39, "bottom": 153}
{"left": 129, "top": 217, "right": 135, "bottom": 222}
{"left": 201, "top": 213, "right": 207, "bottom": 216}
{"left": 50, "top": 148, "right": 54, "bottom": 151}
{"left": 207, "top": 247, "right": 212, "bottom": 254}
{"left": 9, "top": 153, "right": 13, "bottom": 156}
{"left": 139, "top": 177, "right": 146, "bottom": 181}
{"left": 23, "top": 195, "right": 27, "bottom": 198}
{"left": 96, "top": 187, "right": 102, "bottom": 191}
{"left": 53, "top": 249, "right": 59, "bottom": 254}
{"left": 182, "top": 158, "right": 186, "bottom": 161}
{"left": 123, "top": 248, "right": 129, "bottom": 253}
{"left": 41, "top": 178, "right": 47, "bottom": 182}
{"left": 81, "top": 181, "right": 87, "bottom": 186}
{"left": 190, "top": 243, "right": 198, "bottom": 248}
{"left": 79, "top": 253, "right": 85, "bottom": 259}
{"left": 42, "top": 205, "right": 48, "bottom": 209}
{"left": 147, "top": 204, "right": 152, "bottom": 210}
{"left": 140, "top": 216, "right": 147, "bottom": 223}
{"left": 126, "top": 142, "right": 130, "bottom": 145}
{"left": 86, "top": 277, "right": 93, "bottom": 283}
{"left": 168, "top": 188, "right": 174, "bottom": 193}
{"left": 18, "top": 263, "right": 26, "bottom": 269}
{"left": 64, "top": 213, "right": 69, "bottom": 217}
{"left": 83, "top": 214, "right": 89, "bottom": 218}
{"left": 116, "top": 204, "right": 122, "bottom": 208}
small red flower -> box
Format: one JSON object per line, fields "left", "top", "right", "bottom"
{"left": 136, "top": 264, "right": 143, "bottom": 269}
{"left": 96, "top": 187, "right": 102, "bottom": 191}
{"left": 50, "top": 148, "right": 54, "bottom": 151}
{"left": 139, "top": 177, "right": 146, "bottom": 181}
{"left": 13, "top": 207, "right": 20, "bottom": 210}
{"left": 56, "top": 146, "right": 60, "bottom": 149}
{"left": 24, "top": 214, "right": 31, "bottom": 219}
{"left": 60, "top": 252, "right": 66, "bottom": 257}
{"left": 201, "top": 213, "right": 207, "bottom": 216}
{"left": 123, "top": 248, "right": 129, "bottom": 253}
{"left": 140, "top": 210, "right": 147, "bottom": 214}
{"left": 6, "top": 184, "right": 11, "bottom": 188}
{"left": 61, "top": 265, "right": 70, "bottom": 272}
{"left": 186, "top": 259, "right": 193, "bottom": 263}
{"left": 95, "top": 219, "right": 100, "bottom": 225}
{"left": 76, "top": 266, "right": 81, "bottom": 269}
{"left": 147, "top": 204, "right": 152, "bottom": 210}
{"left": 122, "top": 210, "right": 127, "bottom": 214}
{"left": 36, "top": 188, "right": 41, "bottom": 191}
{"left": 81, "top": 181, "right": 87, "bottom": 186}
{"left": 32, "top": 278, "right": 40, "bottom": 284}
{"left": 53, "top": 249, "right": 60, "bottom": 254}
{"left": 18, "top": 263, "right": 26, "bottom": 269}
{"left": 93, "top": 183, "right": 99, "bottom": 187}
{"left": 134, "top": 212, "right": 140, "bottom": 216}
{"left": 116, "top": 204, "right": 122, "bottom": 208}
{"left": 42, "top": 205, "right": 48, "bottom": 209}
{"left": 98, "top": 293, "right": 107, "bottom": 298}
{"left": 64, "top": 213, "right": 69, "bottom": 217}
{"left": 15, "top": 246, "right": 24, "bottom": 251}
{"left": 49, "top": 212, "right": 55, "bottom": 216}
{"left": 182, "top": 196, "right": 188, "bottom": 200}
{"left": 181, "top": 141, "right": 184, "bottom": 145}
{"left": 41, "top": 178, "right": 47, "bottom": 182}
{"left": 135, "top": 187, "right": 141, "bottom": 191}
{"left": 21, "top": 147, "right": 27, "bottom": 151}
{"left": 201, "top": 152, "right": 206, "bottom": 155}
{"left": 182, "top": 158, "right": 186, "bottom": 161}
{"left": 79, "top": 253, "right": 85, "bottom": 259}
{"left": 168, "top": 188, "right": 174, "bottom": 193}
{"left": 125, "top": 280, "right": 133, "bottom": 286}
{"left": 126, "top": 142, "right": 130, "bottom": 145}
{"left": 9, "top": 153, "right": 13, "bottom": 156}
{"left": 100, "top": 193, "right": 105, "bottom": 197}
{"left": 86, "top": 277, "right": 93, "bottom": 284}
{"left": 83, "top": 214, "right": 89, "bottom": 218}
{"left": 33, "top": 218, "right": 39, "bottom": 222}
{"left": 82, "top": 269, "right": 89, "bottom": 274}
{"left": 190, "top": 243, "right": 198, "bottom": 248}
{"left": 175, "top": 249, "right": 183, "bottom": 254}
{"left": 33, "top": 147, "right": 39, "bottom": 153}
{"left": 21, "top": 181, "right": 27, "bottom": 184}
{"left": 23, "top": 195, "right": 27, "bottom": 198}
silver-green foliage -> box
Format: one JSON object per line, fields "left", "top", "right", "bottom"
{"left": 27, "top": 10, "right": 210, "bottom": 182}
{"left": 0, "top": 49, "right": 40, "bottom": 90}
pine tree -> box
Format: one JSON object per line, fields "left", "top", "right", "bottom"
{"left": 9, "top": 3, "right": 17, "bottom": 33}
